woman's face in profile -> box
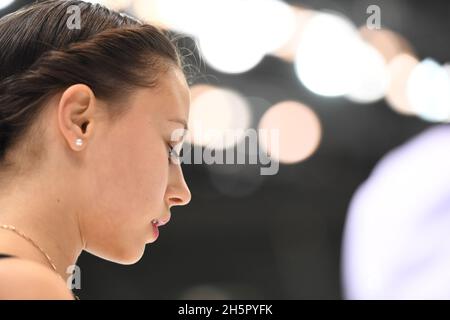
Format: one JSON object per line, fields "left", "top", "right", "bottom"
{"left": 78, "top": 67, "right": 192, "bottom": 264}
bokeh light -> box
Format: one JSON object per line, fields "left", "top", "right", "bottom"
{"left": 273, "top": 6, "right": 315, "bottom": 62}
{"left": 256, "top": 0, "right": 297, "bottom": 55}
{"left": 187, "top": 86, "right": 252, "bottom": 149}
{"left": 194, "top": 0, "right": 266, "bottom": 74}
{"left": 0, "top": 0, "right": 15, "bottom": 10}
{"left": 294, "top": 12, "right": 364, "bottom": 97}
{"left": 258, "top": 101, "right": 321, "bottom": 164}
{"left": 346, "top": 42, "right": 390, "bottom": 104}
{"left": 138, "top": 0, "right": 207, "bottom": 34}
{"left": 130, "top": 0, "right": 163, "bottom": 27}
{"left": 359, "top": 27, "right": 415, "bottom": 63}
{"left": 386, "top": 53, "right": 419, "bottom": 115}
{"left": 406, "top": 58, "right": 450, "bottom": 122}
{"left": 166, "top": 0, "right": 294, "bottom": 74}
{"left": 444, "top": 63, "right": 450, "bottom": 81}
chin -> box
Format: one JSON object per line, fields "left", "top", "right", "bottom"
{"left": 115, "top": 245, "right": 147, "bottom": 265}
{"left": 113, "top": 255, "right": 144, "bottom": 265}
{"left": 87, "top": 244, "right": 146, "bottom": 265}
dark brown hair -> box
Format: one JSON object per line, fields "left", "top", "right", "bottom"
{"left": 0, "top": 0, "right": 184, "bottom": 173}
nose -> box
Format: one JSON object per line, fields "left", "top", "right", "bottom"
{"left": 165, "top": 165, "right": 192, "bottom": 208}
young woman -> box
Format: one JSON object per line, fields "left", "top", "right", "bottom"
{"left": 0, "top": 0, "right": 191, "bottom": 299}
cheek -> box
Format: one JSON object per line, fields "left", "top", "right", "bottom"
{"left": 81, "top": 130, "right": 170, "bottom": 263}
{"left": 114, "top": 130, "right": 169, "bottom": 214}
{"left": 87, "top": 125, "right": 169, "bottom": 228}
{"left": 127, "top": 136, "right": 168, "bottom": 209}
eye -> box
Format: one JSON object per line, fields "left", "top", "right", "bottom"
{"left": 168, "top": 144, "right": 181, "bottom": 164}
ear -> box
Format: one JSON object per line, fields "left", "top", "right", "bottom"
{"left": 57, "top": 84, "right": 97, "bottom": 151}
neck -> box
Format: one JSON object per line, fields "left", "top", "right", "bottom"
{"left": 0, "top": 169, "right": 85, "bottom": 281}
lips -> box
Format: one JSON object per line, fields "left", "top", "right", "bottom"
{"left": 153, "top": 212, "right": 171, "bottom": 227}
{"left": 158, "top": 214, "right": 171, "bottom": 226}
{"left": 151, "top": 223, "right": 159, "bottom": 240}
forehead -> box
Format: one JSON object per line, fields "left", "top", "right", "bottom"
{"left": 154, "top": 67, "right": 190, "bottom": 120}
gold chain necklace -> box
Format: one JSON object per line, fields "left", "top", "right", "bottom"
{"left": 0, "top": 224, "right": 80, "bottom": 300}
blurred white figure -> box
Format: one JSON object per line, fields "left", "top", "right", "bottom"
{"left": 342, "top": 125, "right": 450, "bottom": 299}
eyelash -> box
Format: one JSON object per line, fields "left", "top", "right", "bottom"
{"left": 168, "top": 144, "right": 181, "bottom": 163}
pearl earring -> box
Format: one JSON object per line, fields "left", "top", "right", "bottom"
{"left": 75, "top": 138, "right": 83, "bottom": 147}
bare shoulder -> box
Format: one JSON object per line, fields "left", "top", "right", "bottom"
{"left": 0, "top": 258, "right": 74, "bottom": 300}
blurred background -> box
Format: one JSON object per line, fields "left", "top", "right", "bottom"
{"left": 1, "top": 0, "right": 449, "bottom": 299}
